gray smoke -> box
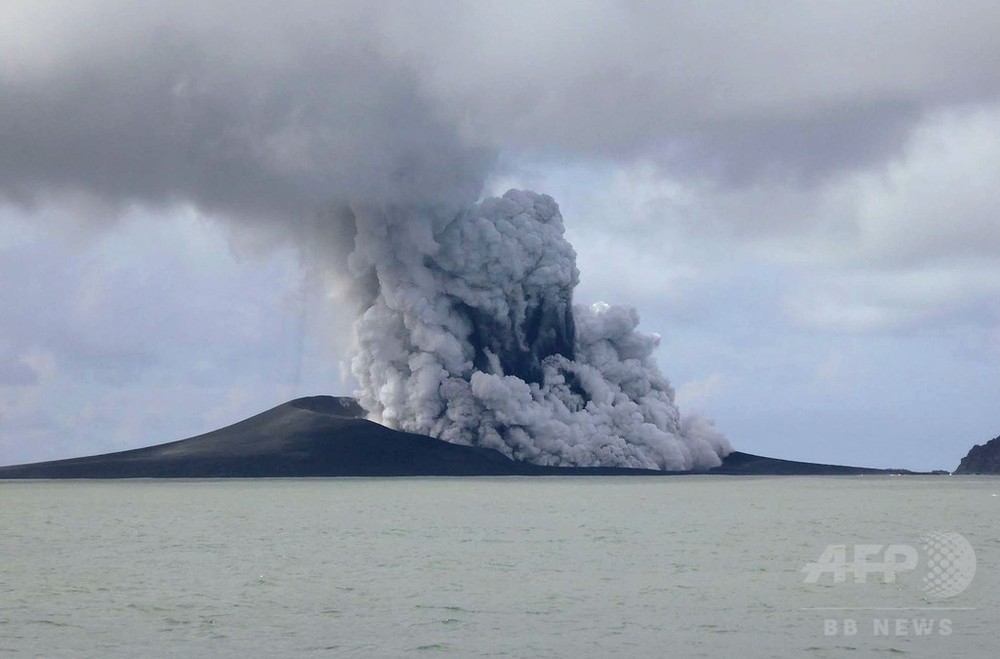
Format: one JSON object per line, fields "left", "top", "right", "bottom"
{"left": 348, "top": 191, "right": 730, "bottom": 470}
{"left": 1, "top": 1, "right": 730, "bottom": 470}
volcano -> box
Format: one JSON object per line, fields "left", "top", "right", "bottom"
{"left": 0, "top": 396, "right": 921, "bottom": 478}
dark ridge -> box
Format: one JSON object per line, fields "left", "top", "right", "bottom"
{"left": 706, "top": 451, "right": 919, "bottom": 476}
{"left": 0, "top": 396, "right": 934, "bottom": 479}
{"left": 954, "top": 435, "right": 1000, "bottom": 474}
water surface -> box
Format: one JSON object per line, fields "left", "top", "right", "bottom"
{"left": 1, "top": 477, "right": 996, "bottom": 657}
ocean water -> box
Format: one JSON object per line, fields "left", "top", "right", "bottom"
{"left": 1, "top": 476, "right": 997, "bottom": 658}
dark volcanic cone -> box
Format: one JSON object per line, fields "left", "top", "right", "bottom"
{"left": 0, "top": 397, "right": 526, "bottom": 478}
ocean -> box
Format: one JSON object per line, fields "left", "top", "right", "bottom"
{"left": 1, "top": 476, "right": 996, "bottom": 657}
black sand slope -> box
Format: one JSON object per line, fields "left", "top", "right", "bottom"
{"left": 0, "top": 396, "right": 924, "bottom": 478}
{"left": 0, "top": 397, "right": 529, "bottom": 478}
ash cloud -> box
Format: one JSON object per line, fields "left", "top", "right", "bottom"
{"left": 350, "top": 191, "right": 729, "bottom": 469}
{"left": 5, "top": 1, "right": 999, "bottom": 210}
{"left": 0, "top": 2, "right": 493, "bottom": 221}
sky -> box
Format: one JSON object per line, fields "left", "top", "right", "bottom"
{"left": 2, "top": 1, "right": 999, "bottom": 471}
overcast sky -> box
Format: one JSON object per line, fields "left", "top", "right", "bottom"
{"left": 2, "top": 1, "right": 999, "bottom": 470}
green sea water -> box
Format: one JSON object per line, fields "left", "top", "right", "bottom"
{"left": 1, "top": 477, "right": 997, "bottom": 657}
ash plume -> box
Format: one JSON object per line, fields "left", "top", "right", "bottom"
{"left": 348, "top": 191, "right": 729, "bottom": 470}
{"left": 1, "top": 2, "right": 730, "bottom": 470}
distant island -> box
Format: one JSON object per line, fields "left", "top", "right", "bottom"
{"left": 0, "top": 396, "right": 932, "bottom": 478}
{"left": 954, "top": 435, "right": 1000, "bottom": 474}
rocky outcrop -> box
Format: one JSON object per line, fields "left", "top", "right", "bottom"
{"left": 954, "top": 435, "right": 1000, "bottom": 474}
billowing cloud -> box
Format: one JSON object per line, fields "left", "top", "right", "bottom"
{"left": 0, "top": 1, "right": 493, "bottom": 223}
{"left": 388, "top": 1, "right": 1000, "bottom": 178}
{"left": 5, "top": 1, "right": 1000, "bottom": 215}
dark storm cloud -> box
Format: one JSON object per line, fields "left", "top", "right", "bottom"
{"left": 392, "top": 1, "right": 1000, "bottom": 184}
{"left": 0, "top": 2, "right": 493, "bottom": 223}
{"left": 5, "top": 1, "right": 1000, "bottom": 214}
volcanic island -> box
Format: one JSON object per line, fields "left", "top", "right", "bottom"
{"left": 0, "top": 395, "right": 927, "bottom": 478}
